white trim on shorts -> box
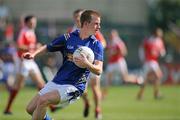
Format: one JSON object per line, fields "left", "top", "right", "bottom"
{"left": 39, "top": 81, "right": 80, "bottom": 105}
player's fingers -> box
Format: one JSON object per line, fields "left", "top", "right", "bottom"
{"left": 80, "top": 53, "right": 86, "bottom": 59}
{"left": 73, "top": 57, "right": 80, "bottom": 62}
{"left": 22, "top": 53, "right": 32, "bottom": 59}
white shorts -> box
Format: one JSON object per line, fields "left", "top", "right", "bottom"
{"left": 39, "top": 81, "right": 80, "bottom": 105}
{"left": 16, "top": 59, "right": 41, "bottom": 77}
{"left": 89, "top": 72, "right": 101, "bottom": 80}
{"left": 106, "top": 58, "right": 127, "bottom": 75}
{"left": 143, "top": 61, "right": 160, "bottom": 77}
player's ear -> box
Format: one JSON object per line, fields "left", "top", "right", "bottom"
{"left": 83, "top": 21, "right": 89, "bottom": 27}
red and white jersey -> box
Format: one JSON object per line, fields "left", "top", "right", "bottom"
{"left": 142, "top": 36, "right": 165, "bottom": 62}
{"left": 107, "top": 39, "right": 125, "bottom": 64}
{"left": 17, "top": 27, "right": 37, "bottom": 57}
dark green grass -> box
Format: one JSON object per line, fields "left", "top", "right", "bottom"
{"left": 0, "top": 85, "right": 180, "bottom": 120}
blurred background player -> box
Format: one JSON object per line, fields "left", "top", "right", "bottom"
{"left": 68, "top": 9, "right": 106, "bottom": 119}
{"left": 102, "top": 29, "right": 143, "bottom": 98}
{"left": 3, "top": 15, "right": 57, "bottom": 114}
{"left": 42, "top": 54, "right": 58, "bottom": 82}
{"left": 0, "top": 41, "right": 17, "bottom": 87}
{"left": 137, "top": 27, "right": 166, "bottom": 100}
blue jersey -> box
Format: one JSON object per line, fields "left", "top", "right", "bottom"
{"left": 47, "top": 30, "right": 103, "bottom": 93}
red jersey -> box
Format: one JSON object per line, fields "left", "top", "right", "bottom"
{"left": 107, "top": 40, "right": 125, "bottom": 63}
{"left": 17, "top": 27, "right": 37, "bottom": 57}
{"left": 143, "top": 36, "right": 165, "bottom": 62}
{"left": 95, "top": 31, "right": 106, "bottom": 48}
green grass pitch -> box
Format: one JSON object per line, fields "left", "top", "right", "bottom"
{"left": 0, "top": 85, "right": 180, "bottom": 120}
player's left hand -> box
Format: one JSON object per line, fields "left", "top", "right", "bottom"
{"left": 22, "top": 52, "right": 34, "bottom": 59}
{"left": 73, "top": 53, "right": 90, "bottom": 68}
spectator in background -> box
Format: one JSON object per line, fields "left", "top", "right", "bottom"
{"left": 3, "top": 15, "right": 58, "bottom": 114}
{"left": 68, "top": 9, "right": 106, "bottom": 119}
{"left": 0, "top": 0, "right": 10, "bottom": 29}
{"left": 0, "top": 0, "right": 11, "bottom": 41}
{"left": 42, "top": 55, "right": 58, "bottom": 82}
{"left": 137, "top": 28, "right": 166, "bottom": 100}
{"left": 4, "top": 20, "right": 14, "bottom": 42}
{"left": 0, "top": 41, "right": 17, "bottom": 88}
{"left": 102, "top": 29, "right": 143, "bottom": 99}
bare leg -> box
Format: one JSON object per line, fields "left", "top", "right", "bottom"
{"left": 26, "top": 94, "right": 41, "bottom": 115}
{"left": 29, "top": 71, "right": 45, "bottom": 90}
{"left": 102, "top": 72, "right": 113, "bottom": 99}
{"left": 121, "top": 72, "right": 139, "bottom": 84}
{"left": 82, "top": 91, "right": 90, "bottom": 117}
{"left": 4, "top": 73, "right": 25, "bottom": 114}
{"left": 32, "top": 90, "right": 60, "bottom": 120}
{"left": 90, "top": 76, "right": 102, "bottom": 119}
{"left": 137, "top": 79, "right": 147, "bottom": 100}
{"left": 29, "top": 71, "right": 59, "bottom": 112}
{"left": 152, "top": 69, "right": 163, "bottom": 99}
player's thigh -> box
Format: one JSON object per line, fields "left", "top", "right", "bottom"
{"left": 39, "top": 90, "right": 60, "bottom": 105}
{"left": 29, "top": 70, "right": 45, "bottom": 87}
{"left": 13, "top": 73, "right": 25, "bottom": 89}
{"left": 118, "top": 59, "right": 128, "bottom": 77}
{"left": 26, "top": 94, "right": 41, "bottom": 113}
{"left": 89, "top": 73, "right": 101, "bottom": 86}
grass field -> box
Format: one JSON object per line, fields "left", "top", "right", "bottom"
{"left": 0, "top": 85, "right": 180, "bottom": 120}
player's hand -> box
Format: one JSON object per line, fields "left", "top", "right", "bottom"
{"left": 73, "top": 53, "right": 90, "bottom": 68}
{"left": 22, "top": 52, "right": 34, "bottom": 59}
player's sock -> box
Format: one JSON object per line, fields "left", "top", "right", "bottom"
{"left": 154, "top": 91, "right": 163, "bottom": 100}
{"left": 95, "top": 107, "right": 102, "bottom": 120}
{"left": 44, "top": 113, "right": 52, "bottom": 120}
{"left": 4, "top": 89, "right": 18, "bottom": 114}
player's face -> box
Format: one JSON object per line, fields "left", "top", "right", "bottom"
{"left": 29, "top": 17, "right": 37, "bottom": 29}
{"left": 74, "top": 12, "right": 82, "bottom": 28}
{"left": 156, "top": 29, "right": 163, "bottom": 38}
{"left": 87, "top": 15, "right": 101, "bottom": 35}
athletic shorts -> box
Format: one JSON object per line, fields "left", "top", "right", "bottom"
{"left": 39, "top": 81, "right": 81, "bottom": 105}
{"left": 16, "top": 59, "right": 41, "bottom": 77}
{"left": 89, "top": 72, "right": 101, "bottom": 80}
{"left": 106, "top": 58, "right": 128, "bottom": 75}
{"left": 143, "top": 60, "right": 160, "bottom": 77}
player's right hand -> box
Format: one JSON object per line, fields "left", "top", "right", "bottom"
{"left": 22, "top": 52, "right": 34, "bottom": 59}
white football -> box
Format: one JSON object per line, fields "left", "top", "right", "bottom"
{"left": 73, "top": 46, "right": 94, "bottom": 68}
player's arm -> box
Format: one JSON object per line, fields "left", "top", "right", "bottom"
{"left": 118, "top": 41, "right": 127, "bottom": 56}
{"left": 87, "top": 42, "right": 103, "bottom": 75}
{"left": 159, "top": 40, "right": 166, "bottom": 57}
{"left": 23, "top": 45, "right": 47, "bottom": 59}
{"left": 85, "top": 59, "right": 103, "bottom": 75}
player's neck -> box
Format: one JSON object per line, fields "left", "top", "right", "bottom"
{"left": 79, "top": 29, "right": 91, "bottom": 40}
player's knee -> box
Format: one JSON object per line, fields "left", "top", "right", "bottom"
{"left": 26, "top": 104, "right": 33, "bottom": 115}
{"left": 37, "top": 96, "right": 50, "bottom": 108}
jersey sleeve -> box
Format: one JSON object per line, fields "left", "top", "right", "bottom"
{"left": 47, "top": 34, "right": 67, "bottom": 52}
{"left": 94, "top": 41, "right": 104, "bottom": 61}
